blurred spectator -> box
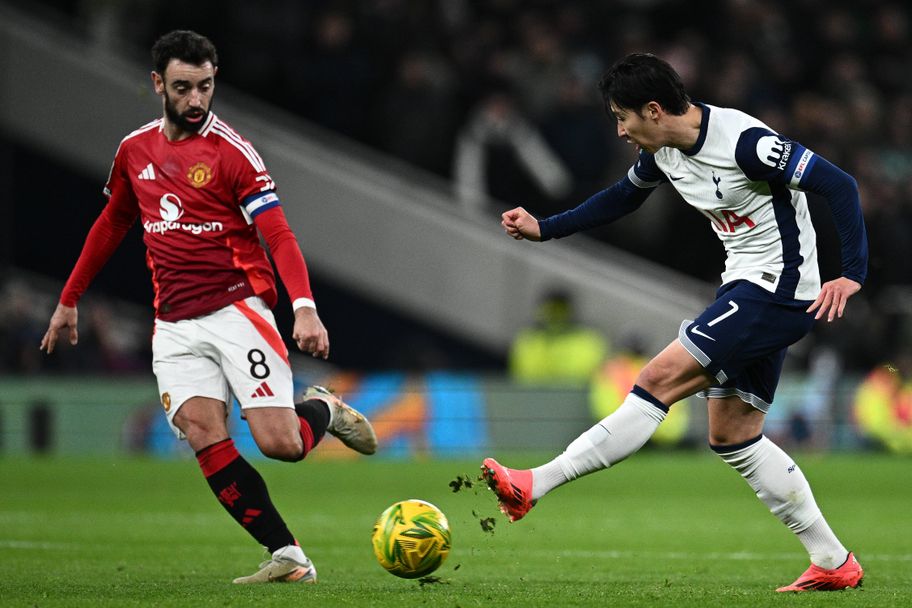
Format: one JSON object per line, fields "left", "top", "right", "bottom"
{"left": 288, "top": 9, "right": 379, "bottom": 141}
{"left": 509, "top": 289, "right": 608, "bottom": 385}
{"left": 540, "top": 73, "right": 615, "bottom": 206}
{"left": 0, "top": 278, "right": 150, "bottom": 375}
{"left": 10, "top": 0, "right": 912, "bottom": 376}
{"left": 852, "top": 351, "right": 912, "bottom": 453}
{"left": 767, "top": 347, "right": 843, "bottom": 450}
{"left": 589, "top": 332, "right": 690, "bottom": 446}
{"left": 499, "top": 11, "right": 569, "bottom": 120}
{"left": 453, "top": 84, "right": 572, "bottom": 214}
{"left": 374, "top": 51, "right": 459, "bottom": 176}
{"left": 81, "top": 301, "right": 148, "bottom": 373}
{"left": 0, "top": 282, "right": 45, "bottom": 374}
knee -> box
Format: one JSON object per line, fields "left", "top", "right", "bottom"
{"left": 708, "top": 429, "right": 738, "bottom": 447}
{"left": 634, "top": 363, "right": 666, "bottom": 393}
{"left": 633, "top": 341, "right": 713, "bottom": 406}
{"left": 635, "top": 358, "right": 686, "bottom": 399}
{"left": 709, "top": 425, "right": 768, "bottom": 448}
{"left": 257, "top": 433, "right": 304, "bottom": 462}
{"left": 174, "top": 407, "right": 226, "bottom": 450}
{"left": 707, "top": 401, "right": 766, "bottom": 448}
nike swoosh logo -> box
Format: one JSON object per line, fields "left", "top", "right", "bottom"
{"left": 669, "top": 175, "right": 684, "bottom": 181}
{"left": 690, "top": 325, "right": 715, "bottom": 341}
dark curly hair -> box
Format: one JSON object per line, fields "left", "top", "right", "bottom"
{"left": 151, "top": 30, "right": 218, "bottom": 76}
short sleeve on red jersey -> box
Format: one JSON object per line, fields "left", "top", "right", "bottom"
{"left": 206, "top": 118, "right": 277, "bottom": 204}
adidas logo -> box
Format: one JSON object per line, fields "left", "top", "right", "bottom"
{"left": 251, "top": 381, "right": 274, "bottom": 399}
{"left": 137, "top": 163, "right": 156, "bottom": 180}
{"left": 241, "top": 508, "right": 262, "bottom": 527}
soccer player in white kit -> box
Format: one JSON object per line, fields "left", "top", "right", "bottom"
{"left": 40, "top": 30, "right": 377, "bottom": 584}
{"left": 482, "top": 53, "right": 867, "bottom": 592}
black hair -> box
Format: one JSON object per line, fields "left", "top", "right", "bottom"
{"left": 598, "top": 53, "right": 690, "bottom": 116}
{"left": 151, "top": 30, "right": 218, "bottom": 77}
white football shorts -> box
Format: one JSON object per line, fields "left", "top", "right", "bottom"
{"left": 152, "top": 296, "right": 294, "bottom": 439}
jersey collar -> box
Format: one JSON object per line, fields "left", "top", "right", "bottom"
{"left": 682, "top": 102, "right": 710, "bottom": 156}
{"left": 199, "top": 112, "right": 217, "bottom": 137}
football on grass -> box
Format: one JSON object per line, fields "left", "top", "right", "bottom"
{"left": 371, "top": 499, "right": 451, "bottom": 578}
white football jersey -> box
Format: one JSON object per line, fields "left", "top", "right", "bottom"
{"left": 628, "top": 103, "right": 821, "bottom": 300}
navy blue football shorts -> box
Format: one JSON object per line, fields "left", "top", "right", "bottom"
{"left": 678, "top": 280, "right": 816, "bottom": 412}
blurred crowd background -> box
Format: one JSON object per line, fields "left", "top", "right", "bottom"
{"left": 3, "top": 0, "right": 911, "bottom": 387}
{"left": 1, "top": 0, "right": 911, "bottom": 454}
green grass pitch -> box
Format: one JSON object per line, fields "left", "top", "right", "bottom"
{"left": 1, "top": 451, "right": 909, "bottom": 607}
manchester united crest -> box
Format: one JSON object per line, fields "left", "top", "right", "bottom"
{"left": 187, "top": 162, "right": 213, "bottom": 188}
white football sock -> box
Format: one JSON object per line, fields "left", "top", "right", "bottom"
{"left": 531, "top": 388, "right": 667, "bottom": 500}
{"left": 714, "top": 435, "right": 847, "bottom": 568}
{"left": 796, "top": 516, "right": 850, "bottom": 570}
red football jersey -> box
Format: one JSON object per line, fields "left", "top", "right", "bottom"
{"left": 91, "top": 113, "right": 305, "bottom": 321}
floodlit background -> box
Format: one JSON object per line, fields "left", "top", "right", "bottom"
{"left": 1, "top": 0, "right": 911, "bottom": 457}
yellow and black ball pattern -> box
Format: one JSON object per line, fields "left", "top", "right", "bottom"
{"left": 371, "top": 499, "right": 451, "bottom": 579}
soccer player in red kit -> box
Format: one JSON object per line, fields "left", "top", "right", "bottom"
{"left": 40, "top": 30, "right": 377, "bottom": 584}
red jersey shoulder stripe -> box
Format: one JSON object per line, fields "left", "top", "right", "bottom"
{"left": 112, "top": 119, "right": 161, "bottom": 159}
{"left": 198, "top": 112, "right": 217, "bottom": 135}
{"left": 210, "top": 121, "right": 266, "bottom": 172}
{"left": 210, "top": 125, "right": 265, "bottom": 173}
{"left": 103, "top": 119, "right": 162, "bottom": 197}
{"left": 207, "top": 118, "right": 266, "bottom": 172}
{"left": 124, "top": 119, "right": 163, "bottom": 142}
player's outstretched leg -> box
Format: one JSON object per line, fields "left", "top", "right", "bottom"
{"left": 482, "top": 386, "right": 667, "bottom": 522}
{"left": 776, "top": 552, "right": 864, "bottom": 592}
{"left": 233, "top": 544, "right": 318, "bottom": 584}
{"left": 481, "top": 458, "right": 536, "bottom": 522}
{"left": 302, "top": 385, "right": 377, "bottom": 455}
